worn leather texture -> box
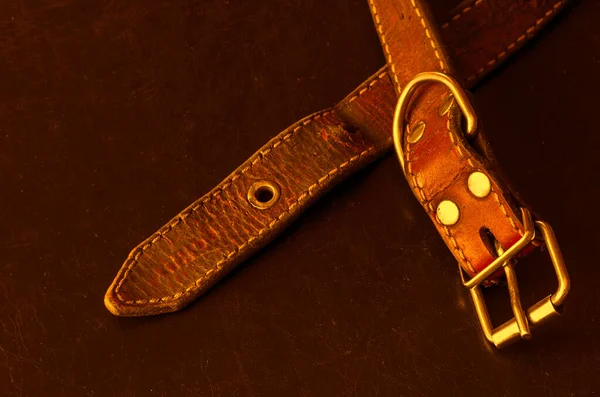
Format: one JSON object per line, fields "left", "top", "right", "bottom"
{"left": 369, "top": 0, "right": 526, "bottom": 277}
{"left": 105, "top": 0, "right": 568, "bottom": 316}
{"left": 2, "top": 0, "right": 600, "bottom": 395}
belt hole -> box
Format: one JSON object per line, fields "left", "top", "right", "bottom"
{"left": 247, "top": 180, "right": 281, "bottom": 210}
{"left": 480, "top": 227, "right": 500, "bottom": 259}
{"left": 344, "top": 125, "right": 358, "bottom": 134}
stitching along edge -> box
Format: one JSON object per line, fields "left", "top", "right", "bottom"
{"left": 113, "top": 73, "right": 389, "bottom": 305}
{"left": 404, "top": 0, "right": 477, "bottom": 270}
{"left": 117, "top": 146, "right": 378, "bottom": 305}
{"left": 111, "top": 0, "right": 568, "bottom": 305}
{"left": 406, "top": 111, "right": 523, "bottom": 275}
{"left": 405, "top": 109, "right": 478, "bottom": 274}
{"left": 368, "top": 0, "right": 401, "bottom": 90}
{"left": 410, "top": 0, "right": 448, "bottom": 72}
{"left": 441, "top": 0, "right": 485, "bottom": 30}
{"left": 465, "top": 0, "right": 566, "bottom": 82}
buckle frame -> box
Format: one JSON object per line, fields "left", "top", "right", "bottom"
{"left": 460, "top": 207, "right": 571, "bottom": 348}
{"left": 392, "top": 72, "right": 571, "bottom": 348}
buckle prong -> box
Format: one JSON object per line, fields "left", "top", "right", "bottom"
{"left": 462, "top": 208, "right": 535, "bottom": 289}
{"left": 504, "top": 262, "right": 532, "bottom": 339}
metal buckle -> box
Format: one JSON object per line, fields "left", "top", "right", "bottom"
{"left": 392, "top": 72, "right": 477, "bottom": 173}
{"left": 460, "top": 207, "right": 570, "bottom": 348}
{"left": 392, "top": 72, "right": 571, "bottom": 348}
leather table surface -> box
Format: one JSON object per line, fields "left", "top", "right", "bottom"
{"left": 2, "top": 0, "right": 599, "bottom": 395}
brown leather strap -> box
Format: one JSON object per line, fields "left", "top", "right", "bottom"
{"left": 444, "top": 0, "right": 569, "bottom": 85}
{"left": 368, "top": 0, "right": 528, "bottom": 277}
{"left": 370, "top": 0, "right": 454, "bottom": 91}
{"left": 105, "top": 0, "right": 569, "bottom": 316}
{"left": 105, "top": 73, "right": 394, "bottom": 316}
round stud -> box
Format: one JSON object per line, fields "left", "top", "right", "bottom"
{"left": 467, "top": 171, "right": 491, "bottom": 198}
{"left": 407, "top": 121, "right": 425, "bottom": 143}
{"left": 436, "top": 200, "right": 460, "bottom": 226}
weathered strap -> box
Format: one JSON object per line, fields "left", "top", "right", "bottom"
{"left": 367, "top": 0, "right": 564, "bottom": 276}
{"left": 105, "top": 0, "right": 569, "bottom": 316}
{"left": 444, "top": 0, "right": 569, "bottom": 85}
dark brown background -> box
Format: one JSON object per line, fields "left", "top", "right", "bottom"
{"left": 1, "top": 0, "right": 599, "bottom": 396}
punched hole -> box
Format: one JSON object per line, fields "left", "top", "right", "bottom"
{"left": 343, "top": 124, "right": 359, "bottom": 134}
{"left": 254, "top": 186, "right": 274, "bottom": 203}
{"left": 247, "top": 180, "right": 280, "bottom": 210}
{"left": 479, "top": 227, "right": 498, "bottom": 259}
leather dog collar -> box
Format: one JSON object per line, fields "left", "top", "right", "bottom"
{"left": 372, "top": 0, "right": 569, "bottom": 347}
{"left": 105, "top": 0, "right": 571, "bottom": 348}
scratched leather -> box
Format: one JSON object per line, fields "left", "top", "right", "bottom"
{"left": 105, "top": 71, "right": 395, "bottom": 316}
{"left": 105, "top": 0, "right": 570, "bottom": 316}
{"left": 368, "top": 0, "right": 546, "bottom": 276}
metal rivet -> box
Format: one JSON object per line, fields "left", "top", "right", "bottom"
{"left": 438, "top": 94, "right": 455, "bottom": 116}
{"left": 468, "top": 171, "right": 491, "bottom": 198}
{"left": 407, "top": 121, "right": 425, "bottom": 143}
{"left": 437, "top": 200, "right": 460, "bottom": 226}
{"left": 247, "top": 180, "right": 280, "bottom": 210}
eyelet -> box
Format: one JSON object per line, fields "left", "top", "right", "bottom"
{"left": 247, "top": 180, "right": 280, "bottom": 210}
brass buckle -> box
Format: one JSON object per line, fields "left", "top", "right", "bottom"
{"left": 460, "top": 207, "right": 570, "bottom": 348}
{"left": 392, "top": 72, "right": 571, "bottom": 348}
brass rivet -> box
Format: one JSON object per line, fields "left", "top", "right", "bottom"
{"left": 438, "top": 95, "right": 455, "bottom": 116}
{"left": 247, "top": 180, "right": 280, "bottom": 210}
{"left": 436, "top": 200, "right": 460, "bottom": 226}
{"left": 468, "top": 171, "right": 491, "bottom": 198}
{"left": 407, "top": 121, "right": 425, "bottom": 143}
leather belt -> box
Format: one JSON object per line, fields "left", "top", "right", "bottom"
{"left": 105, "top": 0, "right": 571, "bottom": 348}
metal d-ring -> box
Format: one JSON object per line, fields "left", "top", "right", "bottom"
{"left": 392, "top": 72, "right": 478, "bottom": 173}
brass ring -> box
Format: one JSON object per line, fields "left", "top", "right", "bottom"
{"left": 247, "top": 180, "right": 281, "bottom": 210}
{"left": 392, "top": 72, "right": 478, "bottom": 174}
